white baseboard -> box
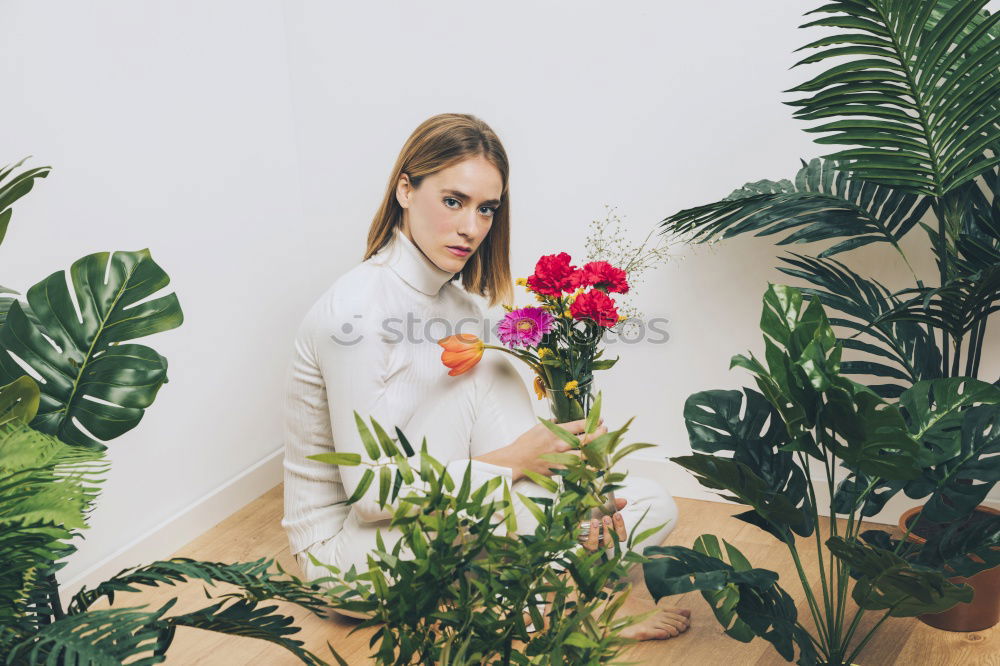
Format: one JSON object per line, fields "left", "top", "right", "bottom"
{"left": 58, "top": 446, "right": 285, "bottom": 606}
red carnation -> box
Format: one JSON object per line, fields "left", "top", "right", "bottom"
{"left": 571, "top": 261, "right": 629, "bottom": 294}
{"left": 569, "top": 289, "right": 620, "bottom": 327}
{"left": 526, "top": 252, "right": 578, "bottom": 296}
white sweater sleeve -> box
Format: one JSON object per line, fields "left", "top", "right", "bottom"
{"left": 314, "top": 297, "right": 512, "bottom": 525}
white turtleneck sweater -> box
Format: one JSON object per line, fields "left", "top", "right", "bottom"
{"left": 281, "top": 227, "right": 515, "bottom": 556}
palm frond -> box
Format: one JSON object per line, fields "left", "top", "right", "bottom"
{"left": 0, "top": 158, "right": 50, "bottom": 250}
{"left": 69, "top": 557, "right": 329, "bottom": 616}
{"left": 787, "top": 0, "right": 1000, "bottom": 196}
{"left": 0, "top": 423, "right": 107, "bottom": 633}
{"left": 876, "top": 264, "right": 1000, "bottom": 339}
{"left": 164, "top": 598, "right": 329, "bottom": 666}
{"left": 777, "top": 254, "right": 942, "bottom": 397}
{"left": 5, "top": 601, "right": 176, "bottom": 665}
{"left": 660, "top": 158, "right": 928, "bottom": 260}
{"left": 954, "top": 159, "right": 1000, "bottom": 274}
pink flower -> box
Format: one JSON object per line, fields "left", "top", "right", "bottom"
{"left": 496, "top": 307, "right": 556, "bottom": 348}
{"left": 571, "top": 261, "right": 629, "bottom": 294}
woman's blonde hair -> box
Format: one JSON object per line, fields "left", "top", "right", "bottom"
{"left": 365, "top": 113, "right": 513, "bottom": 308}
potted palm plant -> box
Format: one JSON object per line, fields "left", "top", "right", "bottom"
{"left": 658, "top": 0, "right": 1000, "bottom": 632}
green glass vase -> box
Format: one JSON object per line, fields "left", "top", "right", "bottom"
{"left": 543, "top": 378, "right": 618, "bottom": 548}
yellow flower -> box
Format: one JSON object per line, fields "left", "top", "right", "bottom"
{"left": 515, "top": 277, "right": 528, "bottom": 287}
{"left": 533, "top": 374, "right": 546, "bottom": 400}
{"left": 618, "top": 313, "right": 627, "bottom": 322}
{"left": 562, "top": 309, "right": 572, "bottom": 318}
{"left": 564, "top": 380, "right": 579, "bottom": 396}
{"left": 538, "top": 347, "right": 554, "bottom": 360}
{"left": 501, "top": 303, "right": 514, "bottom": 312}
{"left": 535, "top": 292, "right": 546, "bottom": 303}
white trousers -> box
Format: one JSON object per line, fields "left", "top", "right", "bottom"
{"left": 293, "top": 355, "right": 678, "bottom": 618}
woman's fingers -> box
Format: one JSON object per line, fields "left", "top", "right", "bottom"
{"left": 613, "top": 512, "right": 627, "bottom": 541}
{"left": 583, "top": 518, "right": 600, "bottom": 551}
{"left": 557, "top": 417, "right": 605, "bottom": 435}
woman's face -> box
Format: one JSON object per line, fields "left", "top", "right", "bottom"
{"left": 396, "top": 154, "right": 503, "bottom": 274}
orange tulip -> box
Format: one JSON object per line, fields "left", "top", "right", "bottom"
{"left": 438, "top": 333, "right": 485, "bottom": 376}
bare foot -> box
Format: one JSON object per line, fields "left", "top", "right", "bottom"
{"left": 618, "top": 598, "right": 692, "bottom": 641}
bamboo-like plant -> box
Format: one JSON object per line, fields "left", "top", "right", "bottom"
{"left": 302, "top": 395, "right": 666, "bottom": 665}
{"left": 0, "top": 159, "right": 341, "bottom": 664}
{"left": 643, "top": 283, "right": 999, "bottom": 665}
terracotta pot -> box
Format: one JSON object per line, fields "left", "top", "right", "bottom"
{"left": 897, "top": 505, "right": 1000, "bottom": 632}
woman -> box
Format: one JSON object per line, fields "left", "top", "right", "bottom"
{"left": 282, "top": 113, "right": 689, "bottom": 641}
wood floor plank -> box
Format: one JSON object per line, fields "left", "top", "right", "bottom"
{"left": 89, "top": 483, "right": 998, "bottom": 664}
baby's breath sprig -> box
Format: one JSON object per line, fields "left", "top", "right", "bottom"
{"left": 584, "top": 204, "right": 673, "bottom": 335}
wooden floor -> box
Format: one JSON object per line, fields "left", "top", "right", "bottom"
{"left": 91, "top": 484, "right": 999, "bottom": 665}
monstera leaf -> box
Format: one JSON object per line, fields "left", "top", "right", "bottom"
{"left": 823, "top": 378, "right": 921, "bottom": 480}
{"left": 827, "top": 537, "right": 972, "bottom": 617}
{"left": 899, "top": 377, "right": 1000, "bottom": 466}
{"left": 644, "top": 542, "right": 815, "bottom": 664}
{"left": 920, "top": 510, "right": 1000, "bottom": 577}
{"left": 683, "top": 388, "right": 813, "bottom": 540}
{"left": 0, "top": 249, "right": 183, "bottom": 449}
{"left": 918, "top": 404, "right": 1000, "bottom": 524}
{"left": 671, "top": 454, "right": 813, "bottom": 540}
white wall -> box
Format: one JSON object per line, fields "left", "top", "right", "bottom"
{"left": 1, "top": 1, "right": 305, "bottom": 591}
{"left": 1, "top": 1, "right": 996, "bottom": 596}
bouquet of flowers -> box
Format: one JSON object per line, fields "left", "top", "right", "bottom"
{"left": 437, "top": 252, "right": 629, "bottom": 422}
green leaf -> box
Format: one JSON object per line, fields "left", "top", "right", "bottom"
{"left": 522, "top": 469, "right": 559, "bottom": 493}
{"left": 899, "top": 378, "right": 1000, "bottom": 465}
{"left": 824, "top": 379, "right": 921, "bottom": 480}
{"left": 585, "top": 390, "right": 603, "bottom": 434}
{"left": 563, "top": 632, "right": 598, "bottom": 649}
{"left": 827, "top": 536, "right": 972, "bottom": 617}
{"left": 346, "top": 468, "right": 375, "bottom": 505}
{"left": 691, "top": 535, "right": 757, "bottom": 642}
{"left": 682, "top": 388, "right": 812, "bottom": 539}
{"left": 515, "top": 491, "right": 547, "bottom": 526}
{"left": 306, "top": 452, "right": 362, "bottom": 466}
{"left": 371, "top": 418, "right": 399, "bottom": 457}
{"left": 0, "top": 249, "right": 183, "bottom": 449}
{"left": 671, "top": 453, "right": 812, "bottom": 539}
{"left": 0, "top": 375, "right": 40, "bottom": 426}
{"left": 502, "top": 481, "right": 517, "bottom": 535}
{"left": 353, "top": 412, "right": 382, "bottom": 460}
{"left": 537, "top": 415, "right": 580, "bottom": 448}
{"left": 591, "top": 358, "right": 618, "bottom": 370}
{"left": 643, "top": 544, "right": 814, "bottom": 662}
{"left": 609, "top": 442, "right": 657, "bottom": 466}
{"left": 918, "top": 404, "right": 1000, "bottom": 524}
{"left": 378, "top": 465, "right": 392, "bottom": 507}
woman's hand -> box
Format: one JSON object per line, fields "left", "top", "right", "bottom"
{"left": 473, "top": 417, "right": 607, "bottom": 482}
{"left": 581, "top": 497, "right": 628, "bottom": 551}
